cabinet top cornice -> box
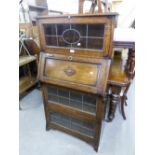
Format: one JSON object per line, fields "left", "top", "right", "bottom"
{"left": 36, "top": 12, "right": 119, "bottom": 19}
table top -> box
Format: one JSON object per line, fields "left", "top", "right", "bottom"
{"left": 108, "top": 56, "right": 129, "bottom": 87}
{"left": 113, "top": 28, "right": 135, "bottom": 49}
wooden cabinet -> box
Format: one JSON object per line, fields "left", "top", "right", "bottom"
{"left": 37, "top": 13, "right": 117, "bottom": 151}
{"left": 107, "top": 43, "right": 135, "bottom": 122}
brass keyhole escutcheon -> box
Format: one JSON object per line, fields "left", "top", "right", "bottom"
{"left": 68, "top": 56, "right": 73, "bottom": 61}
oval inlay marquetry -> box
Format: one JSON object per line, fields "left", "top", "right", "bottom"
{"left": 64, "top": 67, "right": 76, "bottom": 76}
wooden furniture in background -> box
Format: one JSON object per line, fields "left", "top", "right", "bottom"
{"left": 37, "top": 13, "right": 117, "bottom": 151}
{"left": 79, "top": 0, "right": 109, "bottom": 14}
{"left": 19, "top": 23, "right": 39, "bottom": 99}
{"left": 19, "top": 55, "right": 38, "bottom": 97}
{"left": 19, "top": 23, "right": 41, "bottom": 50}
{"left": 28, "top": 4, "right": 63, "bottom": 24}
{"left": 106, "top": 41, "right": 135, "bottom": 121}
{"left": 19, "top": 0, "right": 63, "bottom": 25}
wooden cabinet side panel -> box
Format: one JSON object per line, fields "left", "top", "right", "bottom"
{"left": 94, "top": 97, "right": 105, "bottom": 151}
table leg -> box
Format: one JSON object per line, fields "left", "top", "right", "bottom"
{"left": 126, "top": 48, "right": 135, "bottom": 79}
{"left": 120, "top": 83, "right": 130, "bottom": 120}
{"left": 121, "top": 95, "right": 127, "bottom": 120}
{"left": 108, "top": 86, "right": 121, "bottom": 122}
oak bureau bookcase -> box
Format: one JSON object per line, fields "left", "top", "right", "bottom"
{"left": 37, "top": 13, "right": 118, "bottom": 151}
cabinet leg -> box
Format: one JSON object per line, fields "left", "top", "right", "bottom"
{"left": 108, "top": 96, "right": 117, "bottom": 122}
{"left": 120, "top": 84, "right": 130, "bottom": 120}
{"left": 103, "top": 93, "right": 109, "bottom": 120}
{"left": 94, "top": 145, "right": 99, "bottom": 152}
{"left": 19, "top": 103, "right": 22, "bottom": 110}
{"left": 46, "top": 123, "right": 50, "bottom": 131}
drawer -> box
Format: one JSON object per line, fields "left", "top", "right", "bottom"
{"left": 38, "top": 52, "right": 111, "bottom": 95}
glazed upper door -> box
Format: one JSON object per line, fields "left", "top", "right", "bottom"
{"left": 43, "top": 24, "right": 104, "bottom": 50}
{"left": 37, "top": 14, "right": 117, "bottom": 57}
{"left": 38, "top": 52, "right": 111, "bottom": 95}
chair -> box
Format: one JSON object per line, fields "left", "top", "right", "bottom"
{"left": 78, "top": 0, "right": 110, "bottom": 14}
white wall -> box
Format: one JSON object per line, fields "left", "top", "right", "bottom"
{"left": 115, "top": 0, "right": 135, "bottom": 27}
{"left": 47, "top": 0, "right": 79, "bottom": 13}
{"left": 47, "top": 0, "right": 135, "bottom": 28}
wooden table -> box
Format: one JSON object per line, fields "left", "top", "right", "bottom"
{"left": 106, "top": 40, "right": 135, "bottom": 122}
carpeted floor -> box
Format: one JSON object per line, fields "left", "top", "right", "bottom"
{"left": 19, "top": 81, "right": 134, "bottom": 155}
